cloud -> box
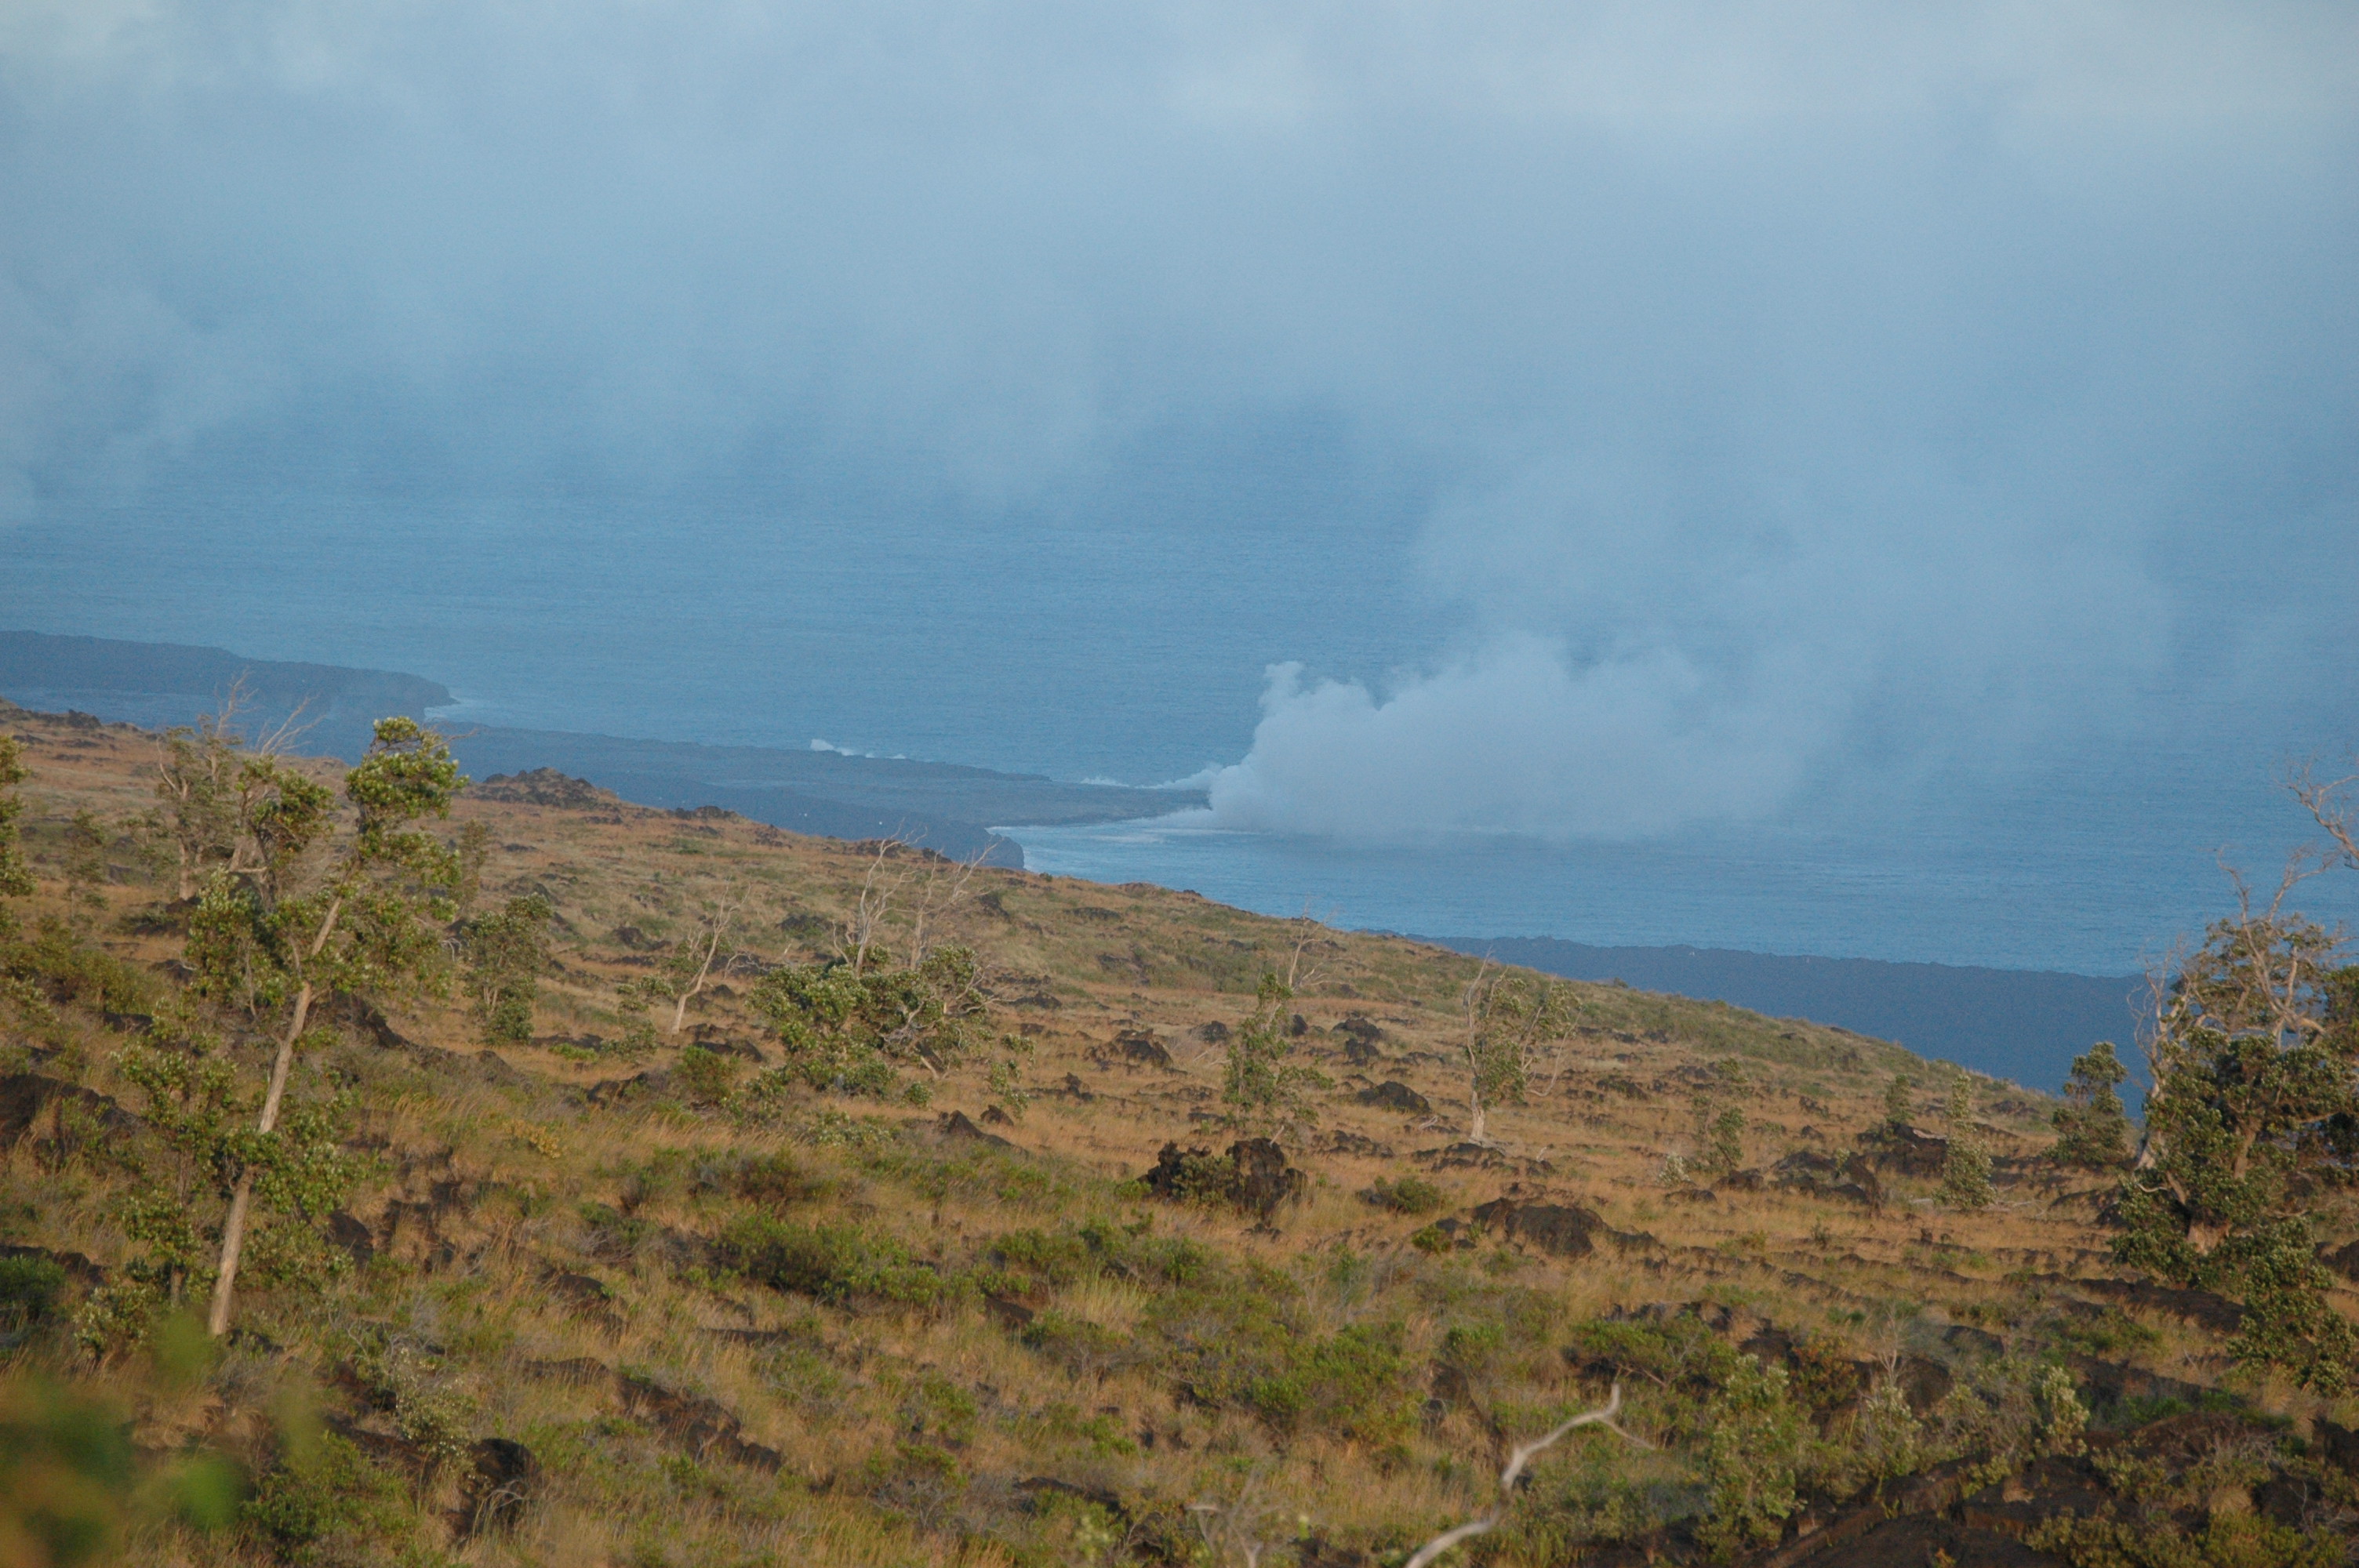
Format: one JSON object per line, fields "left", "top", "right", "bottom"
{"left": 1205, "top": 637, "right": 1837, "bottom": 837}
{"left": 1, "top": 1, "right": 2353, "bottom": 823}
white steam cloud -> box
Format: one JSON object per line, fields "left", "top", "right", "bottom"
{"left": 1207, "top": 639, "right": 1835, "bottom": 837}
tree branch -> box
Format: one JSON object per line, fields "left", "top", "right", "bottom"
{"left": 1402, "top": 1385, "right": 1648, "bottom": 1568}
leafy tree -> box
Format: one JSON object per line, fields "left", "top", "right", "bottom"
{"left": 749, "top": 946, "right": 990, "bottom": 1102}
{"left": 2111, "top": 906, "right": 2359, "bottom": 1392}
{"left": 1884, "top": 1072, "right": 1915, "bottom": 1129}
{"left": 459, "top": 892, "right": 554, "bottom": 1046}
{"left": 102, "top": 1008, "right": 354, "bottom": 1350}
{"left": 113, "top": 1010, "right": 242, "bottom": 1309}
{"left": 986, "top": 1033, "right": 1035, "bottom": 1120}
{"left": 1699, "top": 1105, "right": 1746, "bottom": 1176}
{"left": 2052, "top": 1041, "right": 2132, "bottom": 1170}
{"left": 186, "top": 717, "right": 465, "bottom": 1336}
{"left": 1458, "top": 967, "right": 1571, "bottom": 1145}
{"left": 1940, "top": 1071, "right": 1994, "bottom": 1207}
{"left": 1222, "top": 972, "right": 1327, "bottom": 1134}
{"left": 1940, "top": 1130, "right": 1994, "bottom": 1210}
{"left": 1696, "top": 1356, "right": 1801, "bottom": 1561}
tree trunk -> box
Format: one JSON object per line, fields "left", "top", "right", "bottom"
{"left": 667, "top": 931, "right": 721, "bottom": 1033}
{"left": 206, "top": 979, "right": 313, "bottom": 1337}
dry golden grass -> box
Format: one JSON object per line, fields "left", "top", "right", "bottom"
{"left": 3, "top": 702, "right": 2354, "bottom": 1567}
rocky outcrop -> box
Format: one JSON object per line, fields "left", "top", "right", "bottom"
{"left": 1356, "top": 1080, "right": 1431, "bottom": 1114}
{"left": 1137, "top": 1138, "right": 1307, "bottom": 1220}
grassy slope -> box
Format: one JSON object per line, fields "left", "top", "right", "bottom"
{"left": 2, "top": 706, "right": 2354, "bottom": 1567}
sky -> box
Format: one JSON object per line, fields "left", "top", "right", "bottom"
{"left": 2, "top": 1, "right": 2356, "bottom": 842}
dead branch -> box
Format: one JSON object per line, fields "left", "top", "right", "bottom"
{"left": 667, "top": 883, "right": 747, "bottom": 1033}
{"left": 905, "top": 844, "right": 990, "bottom": 968}
{"left": 1281, "top": 899, "right": 1334, "bottom": 993}
{"left": 1403, "top": 1385, "right": 1648, "bottom": 1568}
{"left": 2292, "top": 759, "right": 2359, "bottom": 869}
{"left": 835, "top": 839, "right": 913, "bottom": 977}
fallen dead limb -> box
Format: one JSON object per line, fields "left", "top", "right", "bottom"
{"left": 1404, "top": 1385, "right": 1648, "bottom": 1568}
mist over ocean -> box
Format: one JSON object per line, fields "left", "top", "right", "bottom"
{"left": 9, "top": 480, "right": 2356, "bottom": 982}
{"left": 5, "top": 5, "right": 2357, "bottom": 997}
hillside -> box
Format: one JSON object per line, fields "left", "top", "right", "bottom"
{"left": 2, "top": 702, "right": 2355, "bottom": 1567}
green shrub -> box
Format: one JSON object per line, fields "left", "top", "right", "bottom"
{"left": 1696, "top": 1356, "right": 1802, "bottom": 1562}
{"left": 1144, "top": 1273, "right": 1300, "bottom": 1412}
{"left": 751, "top": 947, "right": 990, "bottom": 1100}
{"left": 2051, "top": 1307, "right": 2161, "bottom": 1358}
{"left": 1408, "top": 1222, "right": 1457, "bottom": 1255}
{"left": 0, "top": 1256, "right": 67, "bottom": 1334}
{"left": 1438, "top": 1321, "right": 1507, "bottom": 1377}
{"left": 1252, "top": 1323, "right": 1419, "bottom": 1443}
{"left": 1153, "top": 1147, "right": 1241, "bottom": 1206}
{"left": 242, "top": 1429, "right": 407, "bottom": 1557}
{"left": 863, "top": 1439, "right": 966, "bottom": 1532}
{"left": 714, "top": 1215, "right": 956, "bottom": 1308}
{"left": 673, "top": 1046, "right": 742, "bottom": 1105}
{"left": 1020, "top": 1311, "right": 1138, "bottom": 1381}
{"left": 347, "top": 1334, "right": 475, "bottom": 1473}
{"left": 726, "top": 1151, "right": 828, "bottom": 1207}
{"left": 2028, "top": 1509, "right": 2343, "bottom": 1568}
{"left": 899, "top": 1374, "right": 979, "bottom": 1446}
{"left": 1362, "top": 1174, "right": 1447, "bottom": 1215}
{"left": 1142, "top": 1275, "right": 1414, "bottom": 1441}
{"left": 9, "top": 917, "right": 153, "bottom": 1014}
{"left": 578, "top": 1200, "right": 652, "bottom": 1258}
{"left": 1565, "top": 1316, "right": 1741, "bottom": 1427}
{"left": 458, "top": 892, "right": 552, "bottom": 1047}
{"left": 71, "top": 1279, "right": 161, "bottom": 1365}
{"left": 987, "top": 1227, "right": 1098, "bottom": 1290}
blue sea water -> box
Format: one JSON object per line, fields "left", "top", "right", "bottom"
{"left": 7, "top": 477, "right": 2357, "bottom": 981}
{"left": 1006, "top": 811, "right": 2359, "bottom": 978}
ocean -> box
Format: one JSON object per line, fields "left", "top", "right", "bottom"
{"left": 7, "top": 483, "right": 2357, "bottom": 990}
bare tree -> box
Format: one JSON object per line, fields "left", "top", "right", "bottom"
{"left": 152, "top": 680, "right": 316, "bottom": 899}
{"left": 1281, "top": 898, "right": 1335, "bottom": 993}
{"left": 836, "top": 840, "right": 908, "bottom": 977}
{"left": 903, "top": 843, "right": 990, "bottom": 970}
{"left": 1403, "top": 1385, "right": 1647, "bottom": 1568}
{"left": 153, "top": 685, "right": 248, "bottom": 901}
{"left": 661, "top": 883, "right": 747, "bottom": 1034}
{"left": 824, "top": 835, "right": 990, "bottom": 978}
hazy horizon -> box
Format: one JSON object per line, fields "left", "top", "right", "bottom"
{"left": 4, "top": 2, "right": 2356, "bottom": 971}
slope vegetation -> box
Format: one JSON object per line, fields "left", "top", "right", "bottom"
{"left": 1, "top": 705, "right": 2354, "bottom": 1567}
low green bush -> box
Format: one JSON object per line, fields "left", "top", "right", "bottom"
{"left": 726, "top": 1150, "right": 828, "bottom": 1207}
{"left": 0, "top": 1256, "right": 66, "bottom": 1334}
{"left": 1361, "top": 1174, "right": 1446, "bottom": 1215}
{"left": 714, "top": 1215, "right": 957, "bottom": 1308}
